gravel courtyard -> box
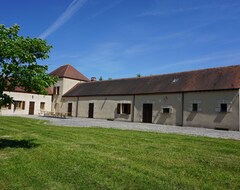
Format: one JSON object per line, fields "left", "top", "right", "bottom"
{"left": 18, "top": 115, "right": 240, "bottom": 141}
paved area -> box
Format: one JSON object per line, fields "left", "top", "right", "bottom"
{"left": 18, "top": 115, "right": 240, "bottom": 140}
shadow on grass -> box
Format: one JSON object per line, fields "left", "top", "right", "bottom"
{"left": 0, "top": 139, "right": 39, "bottom": 149}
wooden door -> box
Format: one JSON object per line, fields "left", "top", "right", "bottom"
{"left": 68, "top": 103, "right": 72, "bottom": 116}
{"left": 142, "top": 104, "right": 152, "bottom": 123}
{"left": 88, "top": 103, "right": 94, "bottom": 118}
{"left": 29, "top": 102, "right": 35, "bottom": 115}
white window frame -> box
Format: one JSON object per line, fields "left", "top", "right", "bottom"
{"left": 215, "top": 101, "right": 232, "bottom": 113}
{"left": 117, "top": 103, "right": 131, "bottom": 115}
{"left": 160, "top": 106, "right": 173, "bottom": 114}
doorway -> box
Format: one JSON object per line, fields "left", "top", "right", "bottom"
{"left": 68, "top": 103, "right": 72, "bottom": 116}
{"left": 88, "top": 103, "right": 94, "bottom": 118}
{"left": 29, "top": 102, "right": 35, "bottom": 115}
{"left": 142, "top": 103, "right": 152, "bottom": 123}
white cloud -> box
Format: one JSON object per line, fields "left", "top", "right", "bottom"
{"left": 160, "top": 51, "right": 240, "bottom": 69}
{"left": 39, "top": 0, "right": 88, "bottom": 39}
{"left": 140, "top": 3, "right": 238, "bottom": 17}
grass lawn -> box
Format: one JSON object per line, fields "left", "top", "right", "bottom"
{"left": 0, "top": 117, "right": 240, "bottom": 189}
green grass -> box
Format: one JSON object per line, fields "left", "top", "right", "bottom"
{"left": 0, "top": 117, "right": 240, "bottom": 190}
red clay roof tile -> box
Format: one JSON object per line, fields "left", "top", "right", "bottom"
{"left": 63, "top": 65, "right": 240, "bottom": 97}
{"left": 50, "top": 64, "right": 89, "bottom": 81}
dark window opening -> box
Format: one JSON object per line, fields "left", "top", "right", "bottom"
{"left": 192, "top": 103, "right": 198, "bottom": 112}
{"left": 163, "top": 108, "right": 170, "bottom": 113}
{"left": 53, "top": 86, "right": 60, "bottom": 95}
{"left": 117, "top": 103, "right": 131, "bottom": 115}
{"left": 122, "top": 104, "right": 131, "bottom": 114}
{"left": 117, "top": 104, "right": 121, "bottom": 114}
{"left": 40, "top": 102, "right": 45, "bottom": 111}
{"left": 220, "top": 103, "right": 227, "bottom": 112}
{"left": 14, "top": 101, "right": 25, "bottom": 110}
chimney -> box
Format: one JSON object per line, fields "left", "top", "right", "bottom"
{"left": 91, "top": 77, "right": 96, "bottom": 82}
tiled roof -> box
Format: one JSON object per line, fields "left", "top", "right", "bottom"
{"left": 63, "top": 65, "right": 240, "bottom": 97}
{"left": 12, "top": 87, "right": 53, "bottom": 95}
{"left": 50, "top": 64, "right": 89, "bottom": 81}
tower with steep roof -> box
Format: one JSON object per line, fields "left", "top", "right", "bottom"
{"left": 50, "top": 64, "right": 89, "bottom": 115}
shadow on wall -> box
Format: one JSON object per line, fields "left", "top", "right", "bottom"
{"left": 157, "top": 114, "right": 169, "bottom": 124}
{"left": 0, "top": 139, "right": 39, "bottom": 149}
{"left": 186, "top": 112, "right": 197, "bottom": 121}
{"left": 214, "top": 113, "right": 227, "bottom": 123}
{"left": 154, "top": 110, "right": 171, "bottom": 124}
{"left": 114, "top": 108, "right": 130, "bottom": 120}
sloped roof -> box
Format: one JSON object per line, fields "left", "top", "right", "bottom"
{"left": 63, "top": 65, "right": 240, "bottom": 97}
{"left": 11, "top": 87, "right": 53, "bottom": 95}
{"left": 50, "top": 64, "right": 89, "bottom": 81}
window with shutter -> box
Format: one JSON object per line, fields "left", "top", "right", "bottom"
{"left": 117, "top": 103, "right": 131, "bottom": 115}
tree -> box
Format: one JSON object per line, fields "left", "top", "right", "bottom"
{"left": 0, "top": 24, "right": 57, "bottom": 107}
{"left": 99, "top": 76, "right": 103, "bottom": 81}
{"left": 136, "top": 73, "right": 142, "bottom": 78}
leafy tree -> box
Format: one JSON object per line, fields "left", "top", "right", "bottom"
{"left": 99, "top": 76, "right": 103, "bottom": 81}
{"left": 136, "top": 73, "right": 142, "bottom": 78}
{"left": 0, "top": 24, "right": 57, "bottom": 107}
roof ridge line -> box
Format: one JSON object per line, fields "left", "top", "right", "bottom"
{"left": 85, "top": 64, "right": 240, "bottom": 84}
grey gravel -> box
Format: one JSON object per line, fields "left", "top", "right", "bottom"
{"left": 15, "top": 115, "right": 240, "bottom": 140}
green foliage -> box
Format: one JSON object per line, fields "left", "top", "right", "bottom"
{"left": 0, "top": 24, "right": 57, "bottom": 106}
{"left": 1, "top": 116, "right": 240, "bottom": 189}
{"left": 99, "top": 76, "right": 103, "bottom": 81}
{"left": 136, "top": 73, "right": 141, "bottom": 78}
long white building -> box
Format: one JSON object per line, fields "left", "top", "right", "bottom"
{"left": 1, "top": 64, "right": 240, "bottom": 131}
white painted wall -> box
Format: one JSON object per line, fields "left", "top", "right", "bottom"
{"left": 134, "top": 93, "right": 183, "bottom": 125}
{"left": 77, "top": 96, "right": 134, "bottom": 121}
{"left": 52, "top": 78, "right": 83, "bottom": 113}
{"left": 1, "top": 91, "right": 52, "bottom": 115}
{"left": 183, "top": 90, "right": 239, "bottom": 131}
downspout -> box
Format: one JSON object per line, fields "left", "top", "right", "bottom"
{"left": 239, "top": 90, "right": 240, "bottom": 131}
{"left": 181, "top": 92, "right": 184, "bottom": 126}
{"left": 76, "top": 96, "right": 79, "bottom": 117}
{"left": 131, "top": 95, "right": 135, "bottom": 122}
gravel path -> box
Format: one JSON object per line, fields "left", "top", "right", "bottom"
{"left": 18, "top": 115, "right": 240, "bottom": 141}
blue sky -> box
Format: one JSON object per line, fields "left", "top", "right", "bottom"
{"left": 1, "top": 0, "right": 240, "bottom": 79}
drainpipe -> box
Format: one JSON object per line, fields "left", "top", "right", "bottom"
{"left": 239, "top": 91, "right": 240, "bottom": 131}
{"left": 131, "top": 95, "right": 135, "bottom": 122}
{"left": 76, "top": 96, "right": 79, "bottom": 117}
{"left": 181, "top": 92, "right": 184, "bottom": 126}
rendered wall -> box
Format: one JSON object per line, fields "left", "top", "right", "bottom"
{"left": 62, "top": 78, "right": 81, "bottom": 95}
{"left": 52, "top": 78, "right": 82, "bottom": 113}
{"left": 66, "top": 90, "right": 240, "bottom": 131}
{"left": 77, "top": 96, "right": 133, "bottom": 121}
{"left": 0, "top": 91, "right": 52, "bottom": 115}
{"left": 183, "top": 90, "right": 239, "bottom": 131}
{"left": 61, "top": 97, "right": 78, "bottom": 116}
{"left": 134, "top": 93, "right": 183, "bottom": 125}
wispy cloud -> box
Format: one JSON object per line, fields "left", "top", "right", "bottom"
{"left": 39, "top": 0, "right": 88, "bottom": 39}
{"left": 89, "top": 0, "right": 122, "bottom": 19}
{"left": 74, "top": 42, "right": 124, "bottom": 75}
{"left": 140, "top": 3, "right": 239, "bottom": 17}
{"left": 141, "top": 5, "right": 213, "bottom": 17}
{"left": 159, "top": 51, "right": 240, "bottom": 70}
